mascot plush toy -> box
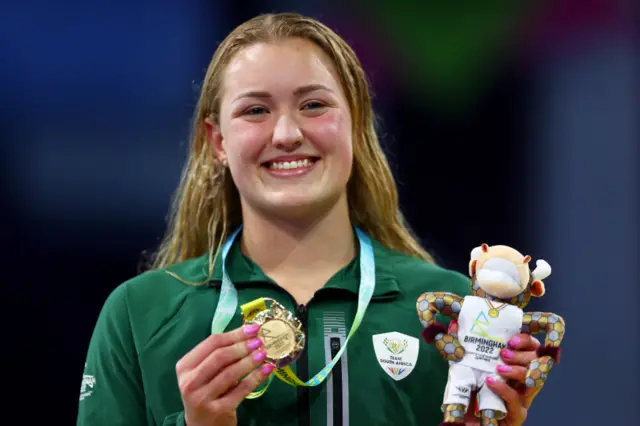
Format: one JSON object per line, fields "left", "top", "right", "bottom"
{"left": 416, "top": 244, "right": 565, "bottom": 425}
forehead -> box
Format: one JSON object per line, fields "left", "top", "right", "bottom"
{"left": 223, "top": 38, "right": 341, "bottom": 96}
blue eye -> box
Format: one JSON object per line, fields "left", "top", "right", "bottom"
{"left": 302, "top": 102, "right": 323, "bottom": 110}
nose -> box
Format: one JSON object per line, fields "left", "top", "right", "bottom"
{"left": 272, "top": 114, "right": 303, "bottom": 150}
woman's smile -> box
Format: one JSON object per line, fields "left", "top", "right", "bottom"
{"left": 261, "top": 155, "right": 320, "bottom": 178}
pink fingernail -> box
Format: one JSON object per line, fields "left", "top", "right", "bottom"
{"left": 248, "top": 338, "right": 263, "bottom": 350}
{"left": 508, "top": 337, "right": 521, "bottom": 348}
{"left": 501, "top": 349, "right": 514, "bottom": 359}
{"left": 485, "top": 376, "right": 496, "bottom": 385}
{"left": 253, "top": 350, "right": 267, "bottom": 362}
{"left": 261, "top": 364, "right": 275, "bottom": 375}
{"left": 497, "top": 365, "right": 512, "bottom": 373}
{"left": 244, "top": 324, "right": 260, "bottom": 335}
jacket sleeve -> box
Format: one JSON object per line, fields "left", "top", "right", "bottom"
{"left": 76, "top": 284, "right": 188, "bottom": 425}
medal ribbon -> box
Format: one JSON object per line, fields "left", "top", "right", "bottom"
{"left": 209, "top": 226, "right": 376, "bottom": 398}
{"left": 485, "top": 299, "right": 507, "bottom": 313}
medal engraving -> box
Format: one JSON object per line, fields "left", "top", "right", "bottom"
{"left": 244, "top": 299, "right": 305, "bottom": 367}
{"left": 259, "top": 319, "right": 296, "bottom": 359}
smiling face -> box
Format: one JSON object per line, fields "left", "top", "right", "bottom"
{"left": 206, "top": 37, "right": 353, "bottom": 220}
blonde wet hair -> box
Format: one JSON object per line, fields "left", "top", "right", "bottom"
{"left": 149, "top": 12, "right": 434, "bottom": 277}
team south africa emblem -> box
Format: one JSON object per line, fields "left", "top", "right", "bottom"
{"left": 372, "top": 332, "right": 419, "bottom": 381}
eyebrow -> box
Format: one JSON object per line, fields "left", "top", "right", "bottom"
{"left": 233, "top": 84, "right": 334, "bottom": 102}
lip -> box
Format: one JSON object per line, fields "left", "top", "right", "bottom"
{"left": 261, "top": 156, "right": 320, "bottom": 178}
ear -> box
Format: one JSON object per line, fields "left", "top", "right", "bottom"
{"left": 470, "top": 246, "right": 483, "bottom": 260}
{"left": 468, "top": 259, "right": 478, "bottom": 277}
{"left": 205, "top": 118, "right": 227, "bottom": 164}
{"left": 523, "top": 255, "right": 531, "bottom": 264}
{"left": 481, "top": 243, "right": 489, "bottom": 252}
{"left": 531, "top": 280, "right": 546, "bottom": 297}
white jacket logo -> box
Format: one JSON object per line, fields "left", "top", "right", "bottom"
{"left": 372, "top": 332, "right": 419, "bottom": 381}
{"left": 80, "top": 363, "right": 95, "bottom": 401}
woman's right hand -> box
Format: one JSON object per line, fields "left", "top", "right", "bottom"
{"left": 176, "top": 324, "right": 274, "bottom": 426}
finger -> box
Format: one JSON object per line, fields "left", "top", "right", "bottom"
{"left": 448, "top": 320, "right": 459, "bottom": 335}
{"left": 207, "top": 349, "right": 269, "bottom": 399}
{"left": 177, "top": 324, "right": 261, "bottom": 373}
{"left": 496, "top": 365, "right": 527, "bottom": 384}
{"left": 179, "top": 336, "right": 264, "bottom": 393}
{"left": 500, "top": 348, "right": 538, "bottom": 367}
{"left": 209, "top": 357, "right": 275, "bottom": 411}
{"left": 507, "top": 334, "right": 541, "bottom": 351}
{"left": 485, "top": 376, "right": 526, "bottom": 423}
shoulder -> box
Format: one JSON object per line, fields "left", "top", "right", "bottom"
{"left": 124, "top": 254, "right": 211, "bottom": 305}
{"left": 375, "top": 243, "right": 471, "bottom": 297}
{"left": 95, "top": 254, "right": 212, "bottom": 348}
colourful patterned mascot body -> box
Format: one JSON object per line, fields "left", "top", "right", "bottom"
{"left": 416, "top": 244, "right": 565, "bottom": 425}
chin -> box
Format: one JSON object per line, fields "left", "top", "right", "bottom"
{"left": 269, "top": 186, "right": 341, "bottom": 207}
{"left": 263, "top": 196, "right": 328, "bottom": 219}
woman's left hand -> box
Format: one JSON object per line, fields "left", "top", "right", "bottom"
{"left": 476, "top": 333, "right": 542, "bottom": 425}
{"left": 449, "top": 321, "right": 545, "bottom": 426}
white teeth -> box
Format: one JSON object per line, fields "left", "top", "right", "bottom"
{"left": 268, "top": 159, "right": 314, "bottom": 170}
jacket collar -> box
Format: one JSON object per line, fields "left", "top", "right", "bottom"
{"left": 205, "top": 231, "right": 400, "bottom": 299}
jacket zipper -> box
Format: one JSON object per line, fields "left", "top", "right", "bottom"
{"left": 295, "top": 304, "right": 311, "bottom": 426}
{"left": 330, "top": 337, "right": 343, "bottom": 426}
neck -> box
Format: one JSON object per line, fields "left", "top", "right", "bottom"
{"left": 239, "top": 195, "right": 356, "bottom": 299}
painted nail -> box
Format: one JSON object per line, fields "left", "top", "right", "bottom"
{"left": 253, "top": 350, "right": 267, "bottom": 362}
{"left": 261, "top": 364, "right": 275, "bottom": 375}
{"left": 485, "top": 376, "right": 497, "bottom": 385}
{"left": 501, "top": 349, "right": 514, "bottom": 359}
{"left": 248, "top": 338, "right": 263, "bottom": 350}
{"left": 508, "top": 337, "right": 521, "bottom": 348}
{"left": 244, "top": 324, "right": 260, "bottom": 335}
{"left": 497, "top": 365, "right": 512, "bottom": 374}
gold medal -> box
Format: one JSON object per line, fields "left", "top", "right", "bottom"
{"left": 244, "top": 299, "right": 305, "bottom": 367}
{"left": 486, "top": 299, "right": 506, "bottom": 318}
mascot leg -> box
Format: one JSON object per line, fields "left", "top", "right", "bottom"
{"left": 479, "top": 409, "right": 502, "bottom": 426}
{"left": 477, "top": 373, "right": 507, "bottom": 426}
{"left": 438, "top": 364, "right": 474, "bottom": 425}
{"left": 441, "top": 404, "right": 466, "bottom": 425}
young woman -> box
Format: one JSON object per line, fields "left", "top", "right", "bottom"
{"left": 77, "top": 13, "right": 548, "bottom": 426}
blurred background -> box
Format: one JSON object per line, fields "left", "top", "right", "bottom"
{"left": 1, "top": 0, "right": 637, "bottom": 424}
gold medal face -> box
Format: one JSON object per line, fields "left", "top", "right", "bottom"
{"left": 245, "top": 300, "right": 306, "bottom": 367}
{"left": 489, "top": 309, "right": 499, "bottom": 318}
{"left": 259, "top": 319, "right": 297, "bottom": 359}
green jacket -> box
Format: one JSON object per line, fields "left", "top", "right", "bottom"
{"left": 77, "top": 234, "right": 471, "bottom": 426}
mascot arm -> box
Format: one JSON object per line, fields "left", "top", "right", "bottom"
{"left": 522, "top": 311, "right": 565, "bottom": 363}
{"left": 416, "top": 292, "right": 466, "bottom": 362}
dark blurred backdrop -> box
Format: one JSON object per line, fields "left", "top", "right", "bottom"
{"left": 1, "top": 1, "right": 637, "bottom": 424}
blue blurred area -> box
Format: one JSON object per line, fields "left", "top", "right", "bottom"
{"left": 2, "top": 0, "right": 226, "bottom": 239}
{"left": 1, "top": 1, "right": 636, "bottom": 424}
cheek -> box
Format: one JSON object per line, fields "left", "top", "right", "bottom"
{"left": 306, "top": 112, "right": 353, "bottom": 164}
{"left": 518, "top": 269, "right": 530, "bottom": 287}
{"left": 225, "top": 121, "right": 269, "bottom": 163}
